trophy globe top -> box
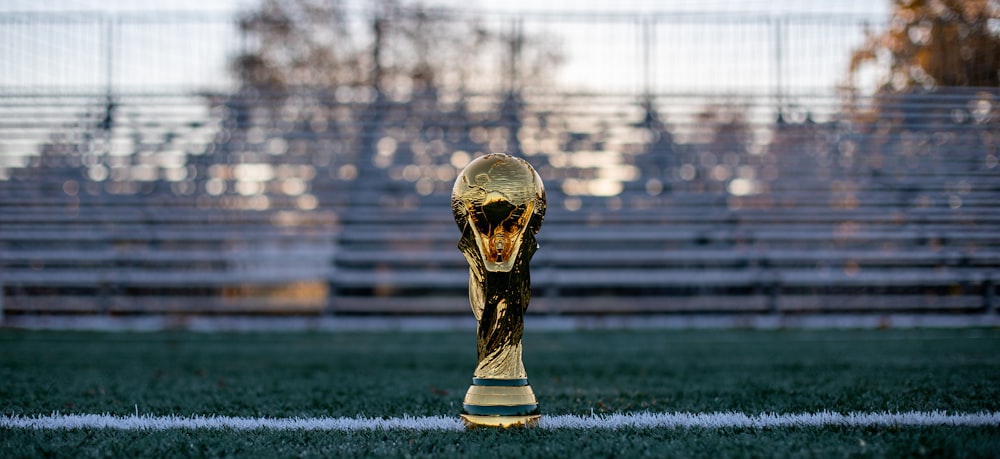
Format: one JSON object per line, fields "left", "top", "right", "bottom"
{"left": 451, "top": 153, "right": 546, "bottom": 273}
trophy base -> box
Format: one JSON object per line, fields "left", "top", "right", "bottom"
{"left": 460, "top": 414, "right": 541, "bottom": 428}
{"left": 460, "top": 378, "right": 540, "bottom": 428}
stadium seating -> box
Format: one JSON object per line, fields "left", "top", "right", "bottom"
{"left": 1, "top": 91, "right": 997, "bottom": 317}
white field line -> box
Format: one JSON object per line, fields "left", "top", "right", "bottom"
{"left": 2, "top": 411, "right": 998, "bottom": 431}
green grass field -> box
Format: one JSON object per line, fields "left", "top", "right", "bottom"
{"left": 2, "top": 327, "right": 999, "bottom": 457}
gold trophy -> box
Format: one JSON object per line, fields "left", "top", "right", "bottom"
{"left": 451, "top": 153, "right": 546, "bottom": 428}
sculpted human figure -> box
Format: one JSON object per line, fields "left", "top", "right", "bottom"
{"left": 451, "top": 153, "right": 545, "bottom": 427}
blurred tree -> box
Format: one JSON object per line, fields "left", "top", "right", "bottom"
{"left": 231, "top": 0, "right": 561, "bottom": 96}
{"left": 232, "top": 0, "right": 360, "bottom": 89}
{"left": 840, "top": 0, "right": 998, "bottom": 191}
{"left": 694, "top": 102, "right": 752, "bottom": 150}
{"left": 224, "top": 0, "right": 563, "bottom": 204}
{"left": 848, "top": 0, "right": 1000, "bottom": 91}
{"left": 684, "top": 102, "right": 753, "bottom": 192}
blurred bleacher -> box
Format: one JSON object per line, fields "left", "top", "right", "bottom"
{"left": 1, "top": 88, "right": 997, "bottom": 319}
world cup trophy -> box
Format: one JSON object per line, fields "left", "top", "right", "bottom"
{"left": 451, "top": 153, "right": 546, "bottom": 428}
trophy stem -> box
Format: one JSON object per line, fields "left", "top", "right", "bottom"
{"left": 460, "top": 378, "right": 540, "bottom": 428}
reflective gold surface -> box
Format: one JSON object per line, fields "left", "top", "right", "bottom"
{"left": 464, "top": 384, "right": 537, "bottom": 406}
{"left": 459, "top": 413, "right": 541, "bottom": 429}
{"left": 452, "top": 153, "right": 545, "bottom": 428}
{"left": 452, "top": 153, "right": 545, "bottom": 274}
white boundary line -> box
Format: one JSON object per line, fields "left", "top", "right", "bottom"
{"left": 3, "top": 411, "right": 998, "bottom": 431}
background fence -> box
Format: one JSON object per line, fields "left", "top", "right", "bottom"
{"left": 0, "top": 9, "right": 885, "bottom": 94}
{"left": 1, "top": 8, "right": 998, "bottom": 320}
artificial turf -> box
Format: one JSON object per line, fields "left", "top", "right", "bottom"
{"left": 1, "top": 327, "right": 999, "bottom": 457}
